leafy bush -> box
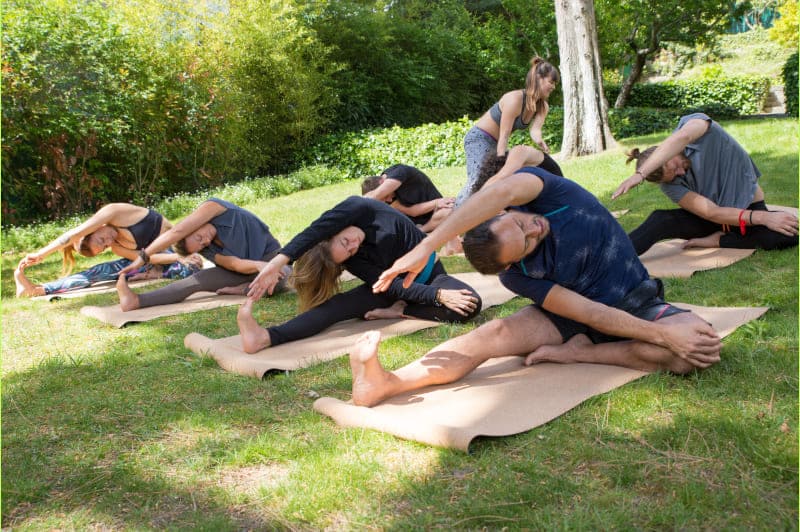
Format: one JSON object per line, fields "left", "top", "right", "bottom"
{"left": 606, "top": 76, "right": 770, "bottom": 115}
{"left": 769, "top": 0, "right": 798, "bottom": 48}
{"left": 297, "top": 118, "right": 475, "bottom": 179}
{"left": 782, "top": 52, "right": 799, "bottom": 117}
{"left": 1, "top": 0, "right": 232, "bottom": 224}
{"left": 1, "top": 0, "right": 338, "bottom": 225}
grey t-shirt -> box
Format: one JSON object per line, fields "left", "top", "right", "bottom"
{"left": 660, "top": 113, "right": 760, "bottom": 208}
{"left": 200, "top": 198, "right": 280, "bottom": 263}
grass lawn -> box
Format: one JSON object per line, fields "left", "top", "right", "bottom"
{"left": 2, "top": 117, "right": 797, "bottom": 529}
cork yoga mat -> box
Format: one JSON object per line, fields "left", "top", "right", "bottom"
{"left": 313, "top": 303, "right": 768, "bottom": 452}
{"left": 184, "top": 272, "right": 517, "bottom": 378}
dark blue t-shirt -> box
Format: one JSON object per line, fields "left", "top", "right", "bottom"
{"left": 499, "top": 167, "right": 648, "bottom": 307}
{"left": 201, "top": 198, "right": 281, "bottom": 263}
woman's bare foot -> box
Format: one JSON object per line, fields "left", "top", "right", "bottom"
{"left": 683, "top": 231, "right": 722, "bottom": 249}
{"left": 237, "top": 298, "right": 271, "bottom": 354}
{"left": 128, "top": 265, "right": 164, "bottom": 281}
{"left": 216, "top": 282, "right": 249, "bottom": 296}
{"left": 441, "top": 236, "right": 463, "bottom": 256}
{"left": 14, "top": 267, "right": 45, "bottom": 297}
{"left": 364, "top": 300, "right": 408, "bottom": 320}
{"left": 524, "top": 334, "right": 592, "bottom": 365}
{"left": 350, "top": 331, "right": 394, "bottom": 406}
{"left": 116, "top": 275, "right": 141, "bottom": 311}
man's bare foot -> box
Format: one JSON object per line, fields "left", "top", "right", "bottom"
{"left": 364, "top": 300, "right": 408, "bottom": 320}
{"left": 237, "top": 298, "right": 271, "bottom": 354}
{"left": 683, "top": 231, "right": 722, "bottom": 249}
{"left": 14, "top": 267, "right": 44, "bottom": 297}
{"left": 217, "top": 282, "right": 249, "bottom": 296}
{"left": 117, "top": 275, "right": 141, "bottom": 311}
{"left": 524, "top": 334, "right": 592, "bottom": 365}
{"left": 350, "top": 331, "right": 393, "bottom": 406}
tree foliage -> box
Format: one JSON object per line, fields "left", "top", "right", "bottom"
{"left": 769, "top": 0, "right": 799, "bottom": 48}
{"left": 595, "top": 0, "right": 746, "bottom": 108}
{"left": 4, "top": 0, "right": 782, "bottom": 224}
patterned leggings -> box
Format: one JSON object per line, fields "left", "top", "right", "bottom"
{"left": 456, "top": 126, "right": 497, "bottom": 206}
{"left": 42, "top": 257, "right": 196, "bottom": 295}
{"left": 456, "top": 126, "right": 564, "bottom": 206}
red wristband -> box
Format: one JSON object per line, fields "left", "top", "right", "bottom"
{"left": 738, "top": 210, "right": 747, "bottom": 236}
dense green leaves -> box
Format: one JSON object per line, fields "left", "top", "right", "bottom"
{"left": 0, "top": 0, "right": 785, "bottom": 226}
{"left": 1, "top": 0, "right": 231, "bottom": 223}
{"left": 605, "top": 76, "right": 770, "bottom": 116}
{"left": 782, "top": 52, "right": 799, "bottom": 117}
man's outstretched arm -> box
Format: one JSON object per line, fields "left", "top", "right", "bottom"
{"left": 373, "top": 172, "right": 545, "bottom": 291}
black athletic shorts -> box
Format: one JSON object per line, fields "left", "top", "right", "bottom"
{"left": 539, "top": 278, "right": 689, "bottom": 344}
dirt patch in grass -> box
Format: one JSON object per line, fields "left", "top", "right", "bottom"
{"left": 216, "top": 463, "right": 291, "bottom": 495}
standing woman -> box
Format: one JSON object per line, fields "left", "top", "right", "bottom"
{"left": 238, "top": 196, "right": 482, "bottom": 354}
{"left": 14, "top": 203, "right": 199, "bottom": 297}
{"left": 115, "top": 198, "right": 290, "bottom": 311}
{"left": 456, "top": 56, "right": 561, "bottom": 206}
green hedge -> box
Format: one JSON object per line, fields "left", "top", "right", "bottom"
{"left": 606, "top": 76, "right": 770, "bottom": 115}
{"left": 297, "top": 106, "right": 735, "bottom": 179}
{"left": 782, "top": 52, "right": 798, "bottom": 117}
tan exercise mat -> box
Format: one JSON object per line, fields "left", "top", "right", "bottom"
{"left": 184, "top": 272, "right": 517, "bottom": 378}
{"left": 313, "top": 303, "right": 768, "bottom": 451}
{"left": 766, "top": 204, "right": 798, "bottom": 217}
{"left": 81, "top": 291, "right": 248, "bottom": 328}
{"left": 639, "top": 239, "right": 754, "bottom": 278}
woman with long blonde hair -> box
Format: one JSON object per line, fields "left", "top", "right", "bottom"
{"left": 456, "top": 56, "right": 561, "bottom": 206}
{"left": 14, "top": 203, "right": 199, "bottom": 297}
{"left": 236, "top": 196, "right": 482, "bottom": 354}
{"left": 115, "top": 198, "right": 290, "bottom": 311}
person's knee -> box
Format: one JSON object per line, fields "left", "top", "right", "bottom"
{"left": 642, "top": 209, "right": 680, "bottom": 226}
{"left": 454, "top": 293, "right": 482, "bottom": 323}
{"left": 760, "top": 232, "right": 798, "bottom": 251}
{"left": 476, "top": 315, "right": 513, "bottom": 337}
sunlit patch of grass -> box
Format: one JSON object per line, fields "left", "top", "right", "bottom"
{"left": 2, "top": 117, "right": 796, "bottom": 529}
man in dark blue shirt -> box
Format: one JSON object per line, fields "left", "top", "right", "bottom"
{"left": 349, "top": 166, "right": 722, "bottom": 407}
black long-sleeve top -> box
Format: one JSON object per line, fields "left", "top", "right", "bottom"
{"left": 280, "top": 196, "right": 442, "bottom": 305}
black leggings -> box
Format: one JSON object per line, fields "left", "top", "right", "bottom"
{"left": 629, "top": 201, "right": 798, "bottom": 255}
{"left": 266, "top": 273, "right": 482, "bottom": 346}
{"left": 538, "top": 153, "right": 564, "bottom": 177}
{"left": 137, "top": 250, "right": 288, "bottom": 308}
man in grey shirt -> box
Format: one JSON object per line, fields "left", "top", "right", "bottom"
{"left": 612, "top": 113, "right": 797, "bottom": 254}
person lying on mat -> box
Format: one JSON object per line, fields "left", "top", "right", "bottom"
{"left": 238, "top": 196, "right": 482, "bottom": 354}
{"left": 612, "top": 112, "right": 798, "bottom": 254}
{"left": 348, "top": 165, "right": 721, "bottom": 407}
{"left": 116, "top": 198, "right": 290, "bottom": 311}
{"left": 15, "top": 203, "right": 200, "bottom": 298}
{"left": 361, "top": 164, "right": 454, "bottom": 233}
{"left": 469, "top": 145, "right": 563, "bottom": 197}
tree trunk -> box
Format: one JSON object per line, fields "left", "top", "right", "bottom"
{"left": 614, "top": 51, "right": 647, "bottom": 109}
{"left": 554, "top": 0, "right": 615, "bottom": 158}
